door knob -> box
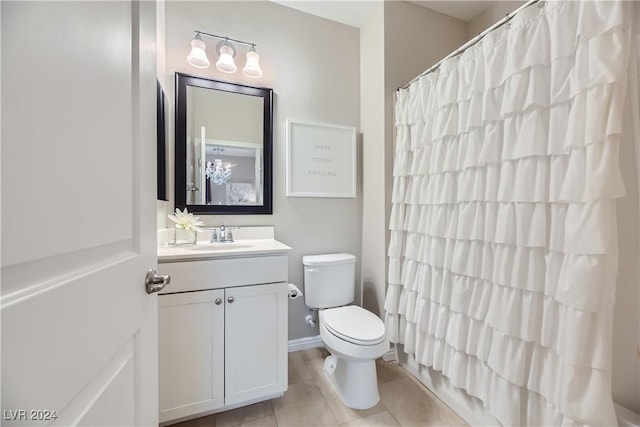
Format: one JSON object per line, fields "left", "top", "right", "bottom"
{"left": 145, "top": 269, "right": 170, "bottom": 294}
{"left": 227, "top": 296, "right": 235, "bottom": 303}
{"left": 215, "top": 298, "right": 222, "bottom": 305}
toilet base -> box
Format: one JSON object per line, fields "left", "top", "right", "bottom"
{"left": 323, "top": 355, "right": 380, "bottom": 410}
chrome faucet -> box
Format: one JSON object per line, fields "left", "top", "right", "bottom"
{"left": 210, "top": 225, "right": 234, "bottom": 243}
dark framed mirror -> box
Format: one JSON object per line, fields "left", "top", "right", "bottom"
{"left": 175, "top": 73, "right": 273, "bottom": 214}
{"left": 157, "top": 80, "right": 168, "bottom": 201}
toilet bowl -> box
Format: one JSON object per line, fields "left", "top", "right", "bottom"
{"left": 302, "top": 253, "right": 388, "bottom": 410}
{"left": 318, "top": 306, "right": 389, "bottom": 409}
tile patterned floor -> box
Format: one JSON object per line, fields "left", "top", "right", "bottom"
{"left": 171, "top": 347, "right": 468, "bottom": 427}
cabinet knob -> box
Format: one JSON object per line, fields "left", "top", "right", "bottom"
{"left": 215, "top": 298, "right": 222, "bottom": 305}
{"left": 227, "top": 296, "right": 235, "bottom": 304}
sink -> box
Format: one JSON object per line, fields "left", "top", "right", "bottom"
{"left": 183, "top": 242, "right": 255, "bottom": 251}
{"left": 157, "top": 230, "right": 292, "bottom": 262}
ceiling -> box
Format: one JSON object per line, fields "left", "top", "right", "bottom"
{"left": 409, "top": 1, "right": 494, "bottom": 22}
{"left": 270, "top": 1, "right": 496, "bottom": 28}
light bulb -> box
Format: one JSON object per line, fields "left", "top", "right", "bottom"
{"left": 243, "top": 50, "right": 263, "bottom": 78}
{"left": 187, "top": 37, "right": 210, "bottom": 68}
{"left": 216, "top": 44, "right": 237, "bottom": 73}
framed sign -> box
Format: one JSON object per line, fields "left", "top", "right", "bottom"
{"left": 286, "top": 120, "right": 356, "bottom": 198}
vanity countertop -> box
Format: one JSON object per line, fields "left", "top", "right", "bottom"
{"left": 158, "top": 238, "right": 291, "bottom": 263}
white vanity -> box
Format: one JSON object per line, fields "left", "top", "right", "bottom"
{"left": 156, "top": 227, "right": 291, "bottom": 424}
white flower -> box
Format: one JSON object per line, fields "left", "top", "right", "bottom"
{"left": 168, "top": 208, "right": 204, "bottom": 236}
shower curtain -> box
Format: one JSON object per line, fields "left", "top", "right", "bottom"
{"left": 384, "top": 1, "right": 638, "bottom": 425}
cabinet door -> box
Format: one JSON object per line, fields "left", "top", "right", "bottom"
{"left": 224, "top": 282, "right": 288, "bottom": 406}
{"left": 159, "top": 290, "right": 225, "bottom": 422}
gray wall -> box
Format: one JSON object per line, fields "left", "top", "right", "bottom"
{"left": 163, "top": 1, "right": 361, "bottom": 341}
{"left": 360, "top": 1, "right": 468, "bottom": 316}
{"left": 360, "top": 2, "right": 386, "bottom": 317}
{"left": 614, "top": 99, "right": 640, "bottom": 412}
{"left": 467, "top": 1, "right": 526, "bottom": 38}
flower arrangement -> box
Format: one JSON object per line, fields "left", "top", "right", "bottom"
{"left": 168, "top": 208, "right": 204, "bottom": 246}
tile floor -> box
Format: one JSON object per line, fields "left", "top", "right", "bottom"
{"left": 172, "top": 347, "right": 468, "bottom": 427}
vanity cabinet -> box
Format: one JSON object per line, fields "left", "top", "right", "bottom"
{"left": 157, "top": 254, "right": 288, "bottom": 424}
{"left": 159, "top": 289, "right": 225, "bottom": 420}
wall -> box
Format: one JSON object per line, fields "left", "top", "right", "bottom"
{"left": 466, "top": 1, "right": 526, "bottom": 38}
{"left": 157, "top": 0, "right": 170, "bottom": 226}
{"left": 360, "top": 1, "right": 467, "bottom": 317}
{"left": 612, "top": 87, "right": 640, "bottom": 413}
{"left": 360, "top": 2, "right": 386, "bottom": 317}
{"left": 163, "top": 1, "right": 361, "bottom": 341}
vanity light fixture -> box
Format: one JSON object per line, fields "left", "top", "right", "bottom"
{"left": 187, "top": 30, "right": 263, "bottom": 78}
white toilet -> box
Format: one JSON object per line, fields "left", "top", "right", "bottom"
{"left": 303, "top": 253, "right": 389, "bottom": 410}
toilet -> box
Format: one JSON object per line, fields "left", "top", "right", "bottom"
{"left": 303, "top": 253, "right": 389, "bottom": 410}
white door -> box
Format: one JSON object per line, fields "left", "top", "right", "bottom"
{"left": 1, "top": 2, "right": 159, "bottom": 426}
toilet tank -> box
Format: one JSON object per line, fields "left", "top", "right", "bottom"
{"left": 302, "top": 253, "right": 356, "bottom": 309}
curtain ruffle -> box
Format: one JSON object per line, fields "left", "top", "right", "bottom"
{"left": 387, "top": 1, "right": 631, "bottom": 425}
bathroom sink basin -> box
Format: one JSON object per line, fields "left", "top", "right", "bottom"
{"left": 183, "top": 242, "right": 255, "bottom": 251}
{"left": 157, "top": 234, "right": 291, "bottom": 262}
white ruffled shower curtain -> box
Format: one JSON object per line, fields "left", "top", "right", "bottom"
{"left": 384, "top": 1, "right": 638, "bottom": 425}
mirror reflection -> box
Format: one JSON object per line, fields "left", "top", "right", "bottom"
{"left": 175, "top": 73, "right": 273, "bottom": 214}
{"left": 198, "top": 142, "right": 262, "bottom": 205}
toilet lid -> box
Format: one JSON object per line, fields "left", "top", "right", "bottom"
{"left": 322, "top": 306, "right": 385, "bottom": 345}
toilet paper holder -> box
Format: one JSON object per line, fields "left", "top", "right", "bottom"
{"left": 287, "top": 283, "right": 303, "bottom": 300}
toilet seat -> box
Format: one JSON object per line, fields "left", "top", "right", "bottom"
{"left": 321, "top": 306, "right": 385, "bottom": 346}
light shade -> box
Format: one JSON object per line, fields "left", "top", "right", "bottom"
{"left": 186, "top": 38, "right": 210, "bottom": 68}
{"left": 216, "top": 44, "right": 237, "bottom": 73}
{"left": 243, "top": 50, "right": 263, "bottom": 78}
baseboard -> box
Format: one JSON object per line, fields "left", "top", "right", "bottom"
{"left": 615, "top": 403, "right": 640, "bottom": 427}
{"left": 400, "top": 353, "right": 499, "bottom": 426}
{"left": 160, "top": 392, "right": 282, "bottom": 426}
{"left": 288, "top": 335, "right": 323, "bottom": 352}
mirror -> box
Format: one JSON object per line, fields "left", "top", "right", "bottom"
{"left": 157, "top": 80, "right": 167, "bottom": 201}
{"left": 175, "top": 73, "right": 273, "bottom": 214}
